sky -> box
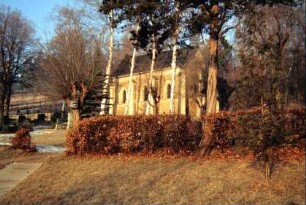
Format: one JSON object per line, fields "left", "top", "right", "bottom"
{"left": 0, "top": 0, "right": 71, "bottom": 40}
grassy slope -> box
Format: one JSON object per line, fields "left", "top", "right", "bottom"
{"left": 31, "top": 129, "right": 67, "bottom": 146}
{"left": 0, "top": 152, "right": 304, "bottom": 205}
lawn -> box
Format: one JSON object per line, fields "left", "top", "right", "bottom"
{"left": 0, "top": 149, "right": 304, "bottom": 205}
{"left": 0, "top": 129, "right": 304, "bottom": 205}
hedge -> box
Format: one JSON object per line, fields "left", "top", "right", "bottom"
{"left": 11, "top": 126, "right": 36, "bottom": 152}
{"left": 66, "top": 108, "right": 305, "bottom": 156}
{"left": 203, "top": 108, "right": 306, "bottom": 152}
{"left": 66, "top": 115, "right": 202, "bottom": 155}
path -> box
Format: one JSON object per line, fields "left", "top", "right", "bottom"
{"left": 0, "top": 162, "right": 42, "bottom": 197}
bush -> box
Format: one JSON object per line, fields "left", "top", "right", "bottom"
{"left": 11, "top": 126, "right": 36, "bottom": 152}
{"left": 66, "top": 109, "right": 305, "bottom": 157}
{"left": 203, "top": 108, "right": 306, "bottom": 152}
{"left": 66, "top": 115, "right": 202, "bottom": 155}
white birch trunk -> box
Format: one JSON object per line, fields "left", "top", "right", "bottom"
{"left": 100, "top": 10, "right": 114, "bottom": 115}
{"left": 124, "top": 47, "right": 136, "bottom": 115}
{"left": 170, "top": 43, "right": 177, "bottom": 114}
{"left": 145, "top": 35, "right": 157, "bottom": 115}
{"left": 169, "top": 2, "right": 180, "bottom": 114}
{"left": 124, "top": 23, "right": 139, "bottom": 115}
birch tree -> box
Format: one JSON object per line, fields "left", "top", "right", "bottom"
{"left": 124, "top": 23, "right": 139, "bottom": 115}
{"left": 168, "top": 0, "right": 191, "bottom": 113}
{"left": 123, "top": 3, "right": 142, "bottom": 115}
{"left": 130, "top": 1, "right": 171, "bottom": 115}
{"left": 99, "top": 1, "right": 124, "bottom": 115}
{"left": 99, "top": 9, "right": 114, "bottom": 115}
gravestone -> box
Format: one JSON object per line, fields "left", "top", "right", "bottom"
{"left": 37, "top": 114, "right": 46, "bottom": 123}
{"left": 3, "top": 116, "right": 10, "bottom": 125}
{"left": 18, "top": 115, "right": 26, "bottom": 123}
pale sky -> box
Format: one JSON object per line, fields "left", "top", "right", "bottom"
{"left": 0, "top": 0, "right": 72, "bottom": 40}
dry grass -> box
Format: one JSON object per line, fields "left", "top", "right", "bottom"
{"left": 30, "top": 129, "right": 67, "bottom": 146}
{"left": 0, "top": 129, "right": 304, "bottom": 204}
{"left": 0, "top": 129, "right": 66, "bottom": 146}
{"left": 0, "top": 129, "right": 66, "bottom": 168}
{"left": 0, "top": 152, "right": 304, "bottom": 205}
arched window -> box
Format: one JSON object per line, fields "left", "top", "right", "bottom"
{"left": 167, "top": 84, "right": 171, "bottom": 99}
{"left": 122, "top": 90, "right": 126, "bottom": 104}
{"left": 144, "top": 86, "right": 149, "bottom": 101}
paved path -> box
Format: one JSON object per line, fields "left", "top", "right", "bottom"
{"left": 0, "top": 162, "right": 42, "bottom": 197}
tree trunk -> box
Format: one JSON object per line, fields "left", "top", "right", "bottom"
{"left": 199, "top": 33, "right": 219, "bottom": 155}
{"left": 304, "top": 1, "right": 306, "bottom": 109}
{"left": 100, "top": 10, "right": 114, "bottom": 115}
{"left": 145, "top": 35, "right": 157, "bottom": 115}
{"left": 72, "top": 108, "right": 80, "bottom": 127}
{"left": 4, "top": 84, "right": 11, "bottom": 117}
{"left": 0, "top": 83, "right": 6, "bottom": 131}
{"left": 124, "top": 47, "right": 136, "bottom": 115}
{"left": 169, "top": 3, "right": 180, "bottom": 114}
{"left": 170, "top": 43, "right": 177, "bottom": 114}
{"left": 170, "top": 30, "right": 180, "bottom": 114}
{"left": 0, "top": 95, "right": 4, "bottom": 131}
{"left": 125, "top": 23, "right": 139, "bottom": 115}
{"left": 206, "top": 36, "right": 218, "bottom": 114}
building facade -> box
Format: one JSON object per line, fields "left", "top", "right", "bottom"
{"left": 108, "top": 49, "right": 205, "bottom": 118}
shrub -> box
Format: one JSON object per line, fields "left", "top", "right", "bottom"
{"left": 66, "top": 109, "right": 305, "bottom": 157}
{"left": 203, "top": 108, "right": 306, "bottom": 151}
{"left": 66, "top": 115, "right": 202, "bottom": 155}
{"left": 11, "top": 126, "right": 36, "bottom": 152}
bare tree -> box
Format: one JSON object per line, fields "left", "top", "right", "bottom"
{"left": 0, "top": 5, "right": 35, "bottom": 130}
{"left": 35, "top": 6, "right": 105, "bottom": 127}
{"left": 235, "top": 4, "right": 304, "bottom": 110}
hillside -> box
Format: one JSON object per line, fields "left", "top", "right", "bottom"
{"left": 0, "top": 151, "right": 304, "bottom": 205}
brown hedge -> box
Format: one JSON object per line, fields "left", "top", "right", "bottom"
{"left": 66, "top": 115, "right": 202, "bottom": 155}
{"left": 203, "top": 108, "right": 306, "bottom": 151}
{"left": 66, "top": 109, "right": 305, "bottom": 156}
{"left": 11, "top": 126, "right": 36, "bottom": 152}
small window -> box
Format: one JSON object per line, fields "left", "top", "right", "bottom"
{"left": 144, "top": 86, "right": 149, "bottom": 101}
{"left": 122, "top": 90, "right": 126, "bottom": 103}
{"left": 167, "top": 84, "right": 171, "bottom": 99}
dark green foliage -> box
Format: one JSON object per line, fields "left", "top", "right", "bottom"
{"left": 51, "top": 112, "right": 62, "bottom": 123}
{"left": 81, "top": 72, "right": 105, "bottom": 118}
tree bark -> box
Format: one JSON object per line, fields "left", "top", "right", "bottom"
{"left": 206, "top": 36, "right": 218, "bottom": 114}
{"left": 170, "top": 42, "right": 178, "bottom": 114}
{"left": 72, "top": 108, "right": 80, "bottom": 127}
{"left": 199, "top": 33, "right": 219, "bottom": 156}
{"left": 304, "top": 0, "right": 306, "bottom": 109}
{"left": 4, "top": 84, "right": 11, "bottom": 117}
{"left": 169, "top": 2, "right": 181, "bottom": 114}
{"left": 70, "top": 82, "right": 87, "bottom": 128}
{"left": 125, "top": 23, "right": 139, "bottom": 115}
{"left": 145, "top": 35, "right": 157, "bottom": 115}
{"left": 100, "top": 10, "right": 114, "bottom": 115}
{"left": 0, "top": 84, "right": 5, "bottom": 131}
{"left": 124, "top": 47, "right": 136, "bottom": 115}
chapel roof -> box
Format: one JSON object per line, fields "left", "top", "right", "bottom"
{"left": 114, "top": 48, "right": 195, "bottom": 77}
